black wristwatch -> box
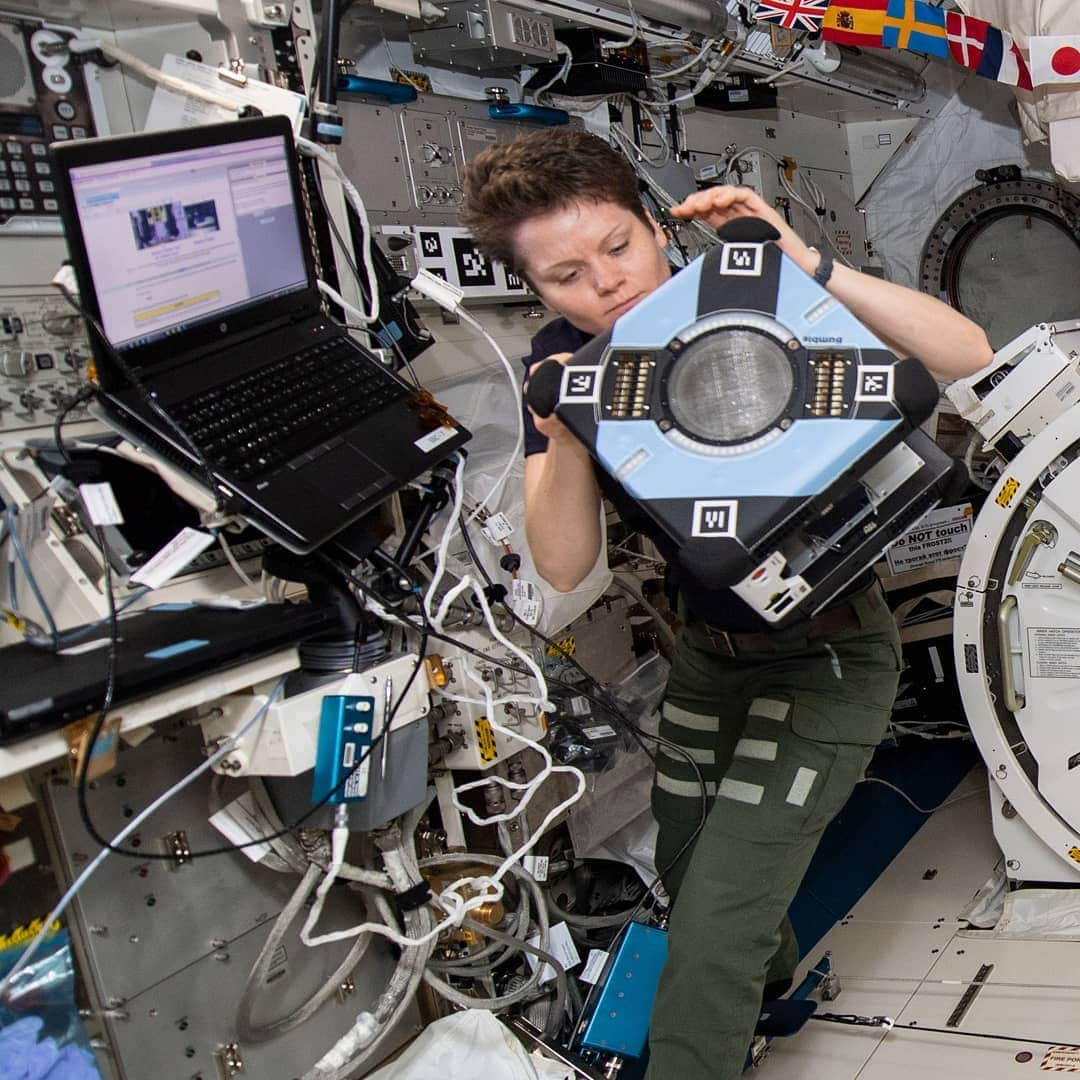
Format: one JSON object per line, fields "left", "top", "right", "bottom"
{"left": 811, "top": 246, "right": 834, "bottom": 288}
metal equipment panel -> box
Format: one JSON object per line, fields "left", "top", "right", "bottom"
{"left": 40, "top": 718, "right": 420, "bottom": 1079}
{"left": 337, "top": 92, "right": 581, "bottom": 228}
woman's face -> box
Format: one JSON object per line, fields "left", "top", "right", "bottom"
{"left": 513, "top": 199, "right": 672, "bottom": 336}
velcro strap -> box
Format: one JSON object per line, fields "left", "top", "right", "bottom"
{"left": 396, "top": 881, "right": 432, "bottom": 911}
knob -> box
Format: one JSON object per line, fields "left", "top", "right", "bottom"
{"left": 1, "top": 351, "right": 32, "bottom": 377}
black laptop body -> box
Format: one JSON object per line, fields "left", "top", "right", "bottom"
{"left": 51, "top": 116, "right": 469, "bottom": 554}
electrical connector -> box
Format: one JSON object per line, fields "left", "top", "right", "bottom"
{"left": 409, "top": 267, "right": 465, "bottom": 314}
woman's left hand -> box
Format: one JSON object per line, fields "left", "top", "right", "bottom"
{"left": 670, "top": 185, "right": 818, "bottom": 275}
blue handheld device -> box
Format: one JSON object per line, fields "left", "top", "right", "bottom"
{"left": 313, "top": 695, "right": 375, "bottom": 804}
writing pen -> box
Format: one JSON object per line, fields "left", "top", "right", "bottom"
{"left": 381, "top": 675, "right": 393, "bottom": 780}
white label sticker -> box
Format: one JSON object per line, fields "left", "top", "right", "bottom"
{"left": 131, "top": 527, "right": 215, "bottom": 590}
{"left": 79, "top": 482, "right": 125, "bottom": 526}
{"left": 1041, "top": 1046, "right": 1080, "bottom": 1072}
{"left": 1027, "top": 627, "right": 1080, "bottom": 679}
{"left": 343, "top": 756, "right": 371, "bottom": 800}
{"left": 523, "top": 854, "right": 549, "bottom": 882}
{"left": 415, "top": 425, "right": 457, "bottom": 453}
{"left": 512, "top": 577, "right": 543, "bottom": 626}
{"left": 209, "top": 791, "right": 272, "bottom": 863}
{"left": 582, "top": 724, "right": 617, "bottom": 740}
{"left": 885, "top": 503, "right": 973, "bottom": 575}
{"left": 568, "top": 695, "right": 591, "bottom": 717}
{"left": 482, "top": 512, "right": 514, "bottom": 542}
{"left": 580, "top": 949, "right": 610, "bottom": 985}
{"left": 462, "top": 122, "right": 498, "bottom": 143}
{"left": 527, "top": 921, "right": 581, "bottom": 984}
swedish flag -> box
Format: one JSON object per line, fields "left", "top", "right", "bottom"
{"left": 882, "top": 0, "right": 948, "bottom": 58}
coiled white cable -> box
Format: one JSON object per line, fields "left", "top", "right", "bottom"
{"left": 297, "top": 136, "right": 381, "bottom": 327}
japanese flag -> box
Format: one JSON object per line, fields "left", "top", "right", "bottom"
{"left": 1029, "top": 35, "right": 1080, "bottom": 86}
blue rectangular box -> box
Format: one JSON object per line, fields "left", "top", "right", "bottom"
{"left": 312, "top": 695, "right": 375, "bottom": 805}
{"left": 580, "top": 922, "right": 668, "bottom": 1058}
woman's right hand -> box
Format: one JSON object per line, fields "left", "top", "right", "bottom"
{"left": 525, "top": 352, "right": 580, "bottom": 445}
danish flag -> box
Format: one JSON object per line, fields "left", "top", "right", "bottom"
{"left": 945, "top": 11, "right": 1033, "bottom": 91}
{"left": 752, "top": 0, "right": 830, "bottom": 33}
{"left": 945, "top": 12, "right": 992, "bottom": 69}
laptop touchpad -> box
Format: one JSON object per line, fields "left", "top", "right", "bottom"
{"left": 306, "top": 443, "right": 391, "bottom": 502}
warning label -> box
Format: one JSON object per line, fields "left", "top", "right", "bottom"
{"left": 1028, "top": 627, "right": 1080, "bottom": 679}
{"left": 885, "top": 504, "right": 974, "bottom": 575}
{"left": 1040, "top": 1045, "right": 1080, "bottom": 1071}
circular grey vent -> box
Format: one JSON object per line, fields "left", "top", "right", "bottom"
{"left": 0, "top": 25, "right": 32, "bottom": 103}
{"left": 920, "top": 178, "right": 1080, "bottom": 350}
{"left": 667, "top": 328, "right": 794, "bottom": 444}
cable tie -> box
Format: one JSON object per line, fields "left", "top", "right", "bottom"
{"left": 395, "top": 881, "right": 432, "bottom": 911}
{"left": 478, "top": 584, "right": 508, "bottom": 607}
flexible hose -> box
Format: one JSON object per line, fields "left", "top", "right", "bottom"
{"left": 301, "top": 826, "right": 435, "bottom": 1080}
{"left": 236, "top": 865, "right": 375, "bottom": 1042}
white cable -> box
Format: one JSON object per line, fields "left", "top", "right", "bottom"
{"left": 404, "top": 277, "right": 524, "bottom": 524}
{"left": 723, "top": 143, "right": 854, "bottom": 266}
{"left": 68, "top": 38, "right": 244, "bottom": 113}
{"left": 301, "top": 804, "right": 350, "bottom": 947}
{"left": 601, "top": 0, "right": 641, "bottom": 50}
{"left": 532, "top": 41, "right": 574, "bottom": 100}
{"left": 649, "top": 39, "right": 716, "bottom": 81}
{"left": 297, "top": 136, "right": 380, "bottom": 327}
{"left": 860, "top": 776, "right": 982, "bottom": 815}
{"left": 610, "top": 126, "right": 716, "bottom": 247}
{"left": 963, "top": 431, "right": 996, "bottom": 491}
{"left": 304, "top": 463, "right": 585, "bottom": 952}
{"left": 0, "top": 676, "right": 287, "bottom": 1004}
{"left": 661, "top": 41, "right": 741, "bottom": 105}
{"left": 456, "top": 308, "right": 524, "bottom": 522}
{"left": 316, "top": 279, "right": 372, "bottom": 325}
{"left": 755, "top": 43, "right": 806, "bottom": 86}
{"left": 625, "top": 101, "right": 670, "bottom": 166}
{"left": 216, "top": 530, "right": 259, "bottom": 589}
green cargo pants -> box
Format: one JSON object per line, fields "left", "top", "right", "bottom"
{"left": 644, "top": 583, "right": 902, "bottom": 1080}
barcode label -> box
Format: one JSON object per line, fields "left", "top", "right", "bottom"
{"left": 482, "top": 512, "right": 514, "bottom": 542}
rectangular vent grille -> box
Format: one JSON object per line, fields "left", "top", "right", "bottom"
{"left": 809, "top": 353, "right": 850, "bottom": 417}
{"left": 608, "top": 355, "right": 653, "bottom": 419}
{"left": 964, "top": 643, "right": 979, "bottom": 674}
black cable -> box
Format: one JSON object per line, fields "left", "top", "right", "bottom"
{"left": 812, "top": 1014, "right": 1074, "bottom": 1048}
{"left": 52, "top": 282, "right": 222, "bottom": 503}
{"left": 324, "top": 522, "right": 710, "bottom": 1053}
{"left": 333, "top": 524, "right": 707, "bottom": 944}
{"left": 450, "top": 500, "right": 709, "bottom": 1036}
{"left": 52, "top": 383, "right": 96, "bottom": 467}
{"left": 414, "top": 605, "right": 709, "bottom": 917}
{"left": 309, "top": 166, "right": 423, "bottom": 389}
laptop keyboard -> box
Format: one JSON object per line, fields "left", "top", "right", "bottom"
{"left": 173, "top": 337, "right": 409, "bottom": 480}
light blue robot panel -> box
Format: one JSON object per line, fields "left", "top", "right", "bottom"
{"left": 609, "top": 255, "right": 705, "bottom": 348}
{"left": 595, "top": 417, "right": 902, "bottom": 499}
{"left": 774, "top": 258, "right": 891, "bottom": 350}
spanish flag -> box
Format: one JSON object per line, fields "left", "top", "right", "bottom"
{"left": 822, "top": 0, "right": 888, "bottom": 48}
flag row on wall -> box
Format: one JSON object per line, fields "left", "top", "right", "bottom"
{"left": 751, "top": 0, "right": 1080, "bottom": 92}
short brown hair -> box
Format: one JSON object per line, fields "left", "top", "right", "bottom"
{"left": 460, "top": 128, "right": 647, "bottom": 272}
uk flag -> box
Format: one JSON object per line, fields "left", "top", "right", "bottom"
{"left": 752, "top": 0, "right": 830, "bottom": 33}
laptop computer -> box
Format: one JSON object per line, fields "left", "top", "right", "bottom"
{"left": 0, "top": 601, "right": 340, "bottom": 745}
{"left": 51, "top": 116, "right": 470, "bottom": 554}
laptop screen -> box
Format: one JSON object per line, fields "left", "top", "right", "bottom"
{"left": 67, "top": 132, "right": 310, "bottom": 351}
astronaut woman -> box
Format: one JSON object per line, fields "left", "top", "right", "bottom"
{"left": 461, "top": 128, "right": 992, "bottom": 1080}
